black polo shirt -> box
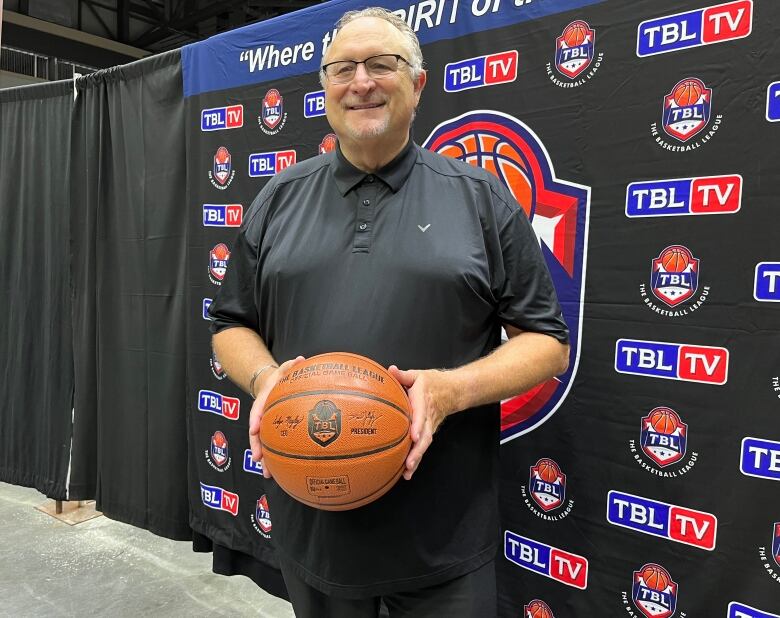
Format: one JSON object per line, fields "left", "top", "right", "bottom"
{"left": 209, "top": 139, "right": 568, "bottom": 598}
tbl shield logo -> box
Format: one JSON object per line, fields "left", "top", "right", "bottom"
{"left": 555, "top": 20, "right": 595, "bottom": 79}
{"left": 651, "top": 245, "right": 699, "bottom": 307}
{"left": 210, "top": 431, "right": 229, "bottom": 468}
{"left": 319, "top": 133, "right": 338, "bottom": 154}
{"left": 529, "top": 458, "right": 566, "bottom": 511}
{"left": 209, "top": 243, "right": 230, "bottom": 285}
{"left": 308, "top": 400, "right": 341, "bottom": 447}
{"left": 210, "top": 349, "right": 226, "bottom": 380}
{"left": 424, "top": 111, "right": 589, "bottom": 442}
{"left": 641, "top": 407, "right": 687, "bottom": 467}
{"left": 209, "top": 146, "right": 234, "bottom": 188}
{"left": 774, "top": 523, "right": 780, "bottom": 569}
{"left": 262, "top": 89, "right": 283, "bottom": 130}
{"left": 633, "top": 563, "right": 677, "bottom": 618}
{"left": 524, "top": 599, "right": 554, "bottom": 617}
{"left": 256, "top": 495, "right": 272, "bottom": 534}
{"left": 663, "top": 77, "right": 712, "bottom": 142}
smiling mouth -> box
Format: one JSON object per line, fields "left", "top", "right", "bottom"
{"left": 346, "top": 102, "right": 385, "bottom": 110}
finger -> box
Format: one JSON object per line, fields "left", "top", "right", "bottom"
{"left": 261, "top": 458, "right": 272, "bottom": 479}
{"left": 408, "top": 389, "right": 427, "bottom": 443}
{"left": 404, "top": 423, "right": 433, "bottom": 480}
{"left": 249, "top": 428, "right": 263, "bottom": 462}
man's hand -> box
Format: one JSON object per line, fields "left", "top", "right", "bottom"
{"left": 249, "top": 356, "right": 306, "bottom": 478}
{"left": 388, "top": 366, "right": 462, "bottom": 481}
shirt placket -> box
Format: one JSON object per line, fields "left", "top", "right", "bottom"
{"left": 352, "top": 175, "right": 378, "bottom": 253}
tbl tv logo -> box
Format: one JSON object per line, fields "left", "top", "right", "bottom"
{"left": 637, "top": 1, "right": 753, "bottom": 57}
{"left": 616, "top": 339, "right": 728, "bottom": 385}
{"left": 424, "top": 111, "right": 589, "bottom": 441}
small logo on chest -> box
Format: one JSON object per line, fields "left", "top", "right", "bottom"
{"left": 418, "top": 224, "right": 431, "bottom": 232}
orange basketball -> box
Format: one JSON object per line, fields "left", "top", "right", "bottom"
{"left": 563, "top": 21, "right": 588, "bottom": 46}
{"left": 639, "top": 564, "right": 670, "bottom": 590}
{"left": 673, "top": 79, "right": 703, "bottom": 106}
{"left": 649, "top": 407, "right": 678, "bottom": 434}
{"left": 526, "top": 599, "right": 554, "bottom": 618}
{"left": 536, "top": 458, "right": 560, "bottom": 483}
{"left": 260, "top": 352, "right": 412, "bottom": 511}
{"left": 660, "top": 246, "right": 690, "bottom": 272}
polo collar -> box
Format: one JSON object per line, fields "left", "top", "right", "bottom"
{"left": 332, "top": 138, "right": 418, "bottom": 195}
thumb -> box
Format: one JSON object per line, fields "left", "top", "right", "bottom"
{"left": 389, "top": 365, "right": 417, "bottom": 388}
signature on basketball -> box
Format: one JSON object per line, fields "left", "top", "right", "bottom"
{"left": 348, "top": 411, "right": 382, "bottom": 426}
{"left": 272, "top": 415, "right": 303, "bottom": 431}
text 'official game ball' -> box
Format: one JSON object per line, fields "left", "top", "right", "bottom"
{"left": 260, "top": 352, "right": 412, "bottom": 511}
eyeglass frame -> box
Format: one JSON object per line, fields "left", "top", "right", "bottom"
{"left": 320, "top": 54, "right": 411, "bottom": 84}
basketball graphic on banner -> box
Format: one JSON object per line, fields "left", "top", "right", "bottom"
{"left": 424, "top": 111, "right": 589, "bottom": 440}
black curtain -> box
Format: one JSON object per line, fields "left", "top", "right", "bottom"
{"left": 0, "top": 81, "right": 75, "bottom": 500}
{"left": 69, "top": 50, "right": 191, "bottom": 538}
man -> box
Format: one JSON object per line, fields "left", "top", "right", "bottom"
{"left": 209, "top": 7, "right": 569, "bottom": 617}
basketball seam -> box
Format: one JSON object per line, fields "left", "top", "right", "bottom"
{"left": 261, "top": 432, "right": 409, "bottom": 461}
{"left": 265, "top": 388, "right": 410, "bottom": 417}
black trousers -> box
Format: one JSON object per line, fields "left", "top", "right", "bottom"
{"left": 279, "top": 559, "right": 497, "bottom": 618}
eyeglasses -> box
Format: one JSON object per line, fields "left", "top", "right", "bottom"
{"left": 321, "top": 54, "right": 410, "bottom": 84}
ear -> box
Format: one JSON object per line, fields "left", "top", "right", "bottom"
{"left": 413, "top": 69, "right": 427, "bottom": 104}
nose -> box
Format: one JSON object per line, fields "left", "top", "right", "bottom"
{"left": 349, "top": 63, "right": 375, "bottom": 94}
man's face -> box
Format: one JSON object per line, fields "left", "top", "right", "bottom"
{"left": 323, "top": 17, "right": 425, "bottom": 145}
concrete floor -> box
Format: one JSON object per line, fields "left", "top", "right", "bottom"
{"left": 0, "top": 482, "right": 295, "bottom": 617}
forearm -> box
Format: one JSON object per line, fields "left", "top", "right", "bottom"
{"left": 212, "top": 327, "right": 276, "bottom": 397}
{"left": 448, "top": 332, "right": 569, "bottom": 413}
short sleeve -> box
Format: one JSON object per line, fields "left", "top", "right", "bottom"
{"left": 493, "top": 198, "right": 570, "bottom": 344}
{"left": 207, "top": 187, "right": 272, "bottom": 335}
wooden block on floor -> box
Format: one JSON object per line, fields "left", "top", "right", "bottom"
{"left": 35, "top": 500, "right": 103, "bottom": 525}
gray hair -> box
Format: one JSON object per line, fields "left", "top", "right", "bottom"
{"left": 320, "top": 7, "right": 424, "bottom": 87}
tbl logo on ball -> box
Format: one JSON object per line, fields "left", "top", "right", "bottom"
{"left": 651, "top": 77, "right": 723, "bottom": 151}
{"left": 308, "top": 400, "right": 341, "bottom": 446}
{"left": 206, "top": 430, "right": 231, "bottom": 471}
{"left": 622, "top": 563, "right": 683, "bottom": 618}
{"left": 208, "top": 147, "right": 235, "bottom": 189}
{"left": 639, "top": 245, "right": 710, "bottom": 317}
{"left": 259, "top": 88, "right": 287, "bottom": 135}
{"left": 424, "top": 111, "right": 589, "bottom": 442}
{"left": 319, "top": 133, "right": 337, "bottom": 155}
{"left": 524, "top": 599, "right": 554, "bottom": 618}
{"left": 208, "top": 243, "right": 230, "bottom": 285}
{"left": 547, "top": 20, "right": 604, "bottom": 87}
{"left": 252, "top": 495, "right": 272, "bottom": 539}
{"left": 521, "top": 458, "right": 574, "bottom": 520}
{"left": 630, "top": 407, "right": 698, "bottom": 477}
{"left": 210, "top": 349, "right": 226, "bottom": 380}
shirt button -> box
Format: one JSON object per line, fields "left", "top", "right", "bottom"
{"left": 359, "top": 223, "right": 367, "bottom": 230}
{"left": 362, "top": 199, "right": 370, "bottom": 206}
{"left": 366, "top": 176, "right": 374, "bottom": 183}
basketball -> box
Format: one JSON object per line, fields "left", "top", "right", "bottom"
{"left": 260, "top": 352, "right": 412, "bottom": 511}
{"left": 649, "top": 407, "right": 678, "bottom": 434}
{"left": 673, "top": 78, "right": 703, "bottom": 106}
{"left": 563, "top": 21, "right": 588, "bottom": 47}
{"left": 660, "top": 246, "right": 690, "bottom": 272}
{"left": 526, "top": 600, "right": 553, "bottom": 618}
{"left": 536, "top": 458, "right": 560, "bottom": 483}
{"left": 639, "top": 564, "right": 670, "bottom": 590}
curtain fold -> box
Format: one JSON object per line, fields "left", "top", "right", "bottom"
{"left": 0, "top": 81, "right": 75, "bottom": 500}
{"left": 70, "top": 50, "right": 191, "bottom": 538}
